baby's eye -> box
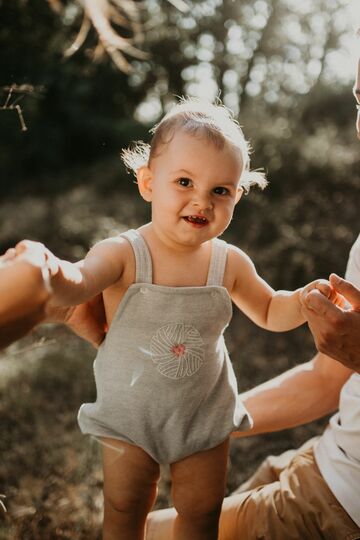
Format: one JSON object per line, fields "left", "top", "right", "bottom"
{"left": 213, "top": 186, "right": 229, "bottom": 196}
{"left": 177, "top": 177, "right": 193, "bottom": 187}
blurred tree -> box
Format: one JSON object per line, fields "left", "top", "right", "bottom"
{"left": 0, "top": 0, "right": 149, "bottom": 192}
{"left": 0, "top": 0, "right": 356, "bottom": 203}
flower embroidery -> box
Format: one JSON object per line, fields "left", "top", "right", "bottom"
{"left": 150, "top": 323, "right": 204, "bottom": 379}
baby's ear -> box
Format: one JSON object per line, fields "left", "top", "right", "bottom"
{"left": 235, "top": 187, "right": 243, "bottom": 204}
{"left": 137, "top": 166, "right": 153, "bottom": 202}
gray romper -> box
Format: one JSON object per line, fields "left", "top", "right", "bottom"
{"left": 78, "top": 229, "right": 251, "bottom": 464}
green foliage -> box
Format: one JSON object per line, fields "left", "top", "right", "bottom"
{"left": 0, "top": 0, "right": 149, "bottom": 192}
{"left": 0, "top": 0, "right": 356, "bottom": 198}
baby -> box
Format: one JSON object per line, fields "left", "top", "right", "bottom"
{"left": 19, "top": 98, "right": 335, "bottom": 540}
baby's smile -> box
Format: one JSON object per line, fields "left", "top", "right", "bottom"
{"left": 183, "top": 215, "right": 209, "bottom": 227}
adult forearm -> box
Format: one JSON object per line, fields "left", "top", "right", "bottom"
{"left": 0, "top": 260, "right": 51, "bottom": 348}
{"left": 234, "top": 353, "right": 352, "bottom": 437}
{"left": 44, "top": 294, "right": 107, "bottom": 348}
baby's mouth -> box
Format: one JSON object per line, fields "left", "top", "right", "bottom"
{"left": 183, "top": 215, "right": 209, "bottom": 226}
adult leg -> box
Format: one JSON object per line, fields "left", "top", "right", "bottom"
{"left": 233, "top": 437, "right": 318, "bottom": 494}
{"left": 102, "top": 438, "right": 160, "bottom": 540}
{"left": 219, "top": 445, "right": 360, "bottom": 540}
{"left": 170, "top": 438, "right": 229, "bottom": 540}
{"left": 146, "top": 444, "right": 360, "bottom": 540}
{"left": 146, "top": 507, "right": 176, "bottom": 540}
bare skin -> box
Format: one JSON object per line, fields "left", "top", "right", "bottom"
{"left": 46, "top": 293, "right": 107, "bottom": 348}
{"left": 0, "top": 244, "right": 107, "bottom": 350}
{"left": 0, "top": 247, "right": 51, "bottom": 349}
{"left": 302, "top": 274, "right": 360, "bottom": 373}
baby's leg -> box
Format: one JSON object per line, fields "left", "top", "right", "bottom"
{"left": 170, "top": 438, "right": 229, "bottom": 540}
{"left": 101, "top": 438, "right": 160, "bottom": 540}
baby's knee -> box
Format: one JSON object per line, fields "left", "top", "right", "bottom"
{"left": 104, "top": 482, "right": 158, "bottom": 518}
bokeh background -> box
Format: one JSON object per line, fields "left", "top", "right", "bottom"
{"left": 0, "top": 0, "right": 359, "bottom": 538}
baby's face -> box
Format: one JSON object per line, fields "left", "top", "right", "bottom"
{"left": 139, "top": 130, "right": 244, "bottom": 249}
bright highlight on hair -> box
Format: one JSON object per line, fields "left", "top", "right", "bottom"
{"left": 122, "top": 97, "right": 267, "bottom": 193}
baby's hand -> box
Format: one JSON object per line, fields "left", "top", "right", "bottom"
{"left": 300, "top": 279, "right": 346, "bottom": 308}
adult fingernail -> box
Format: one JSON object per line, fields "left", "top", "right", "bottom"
{"left": 304, "top": 289, "right": 320, "bottom": 308}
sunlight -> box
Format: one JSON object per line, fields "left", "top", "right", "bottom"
{"left": 135, "top": 95, "right": 162, "bottom": 123}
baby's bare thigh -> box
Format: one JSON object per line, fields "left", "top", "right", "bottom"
{"left": 170, "top": 438, "right": 229, "bottom": 513}
{"left": 101, "top": 438, "right": 160, "bottom": 505}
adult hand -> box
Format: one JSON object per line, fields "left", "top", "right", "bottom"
{"left": 0, "top": 245, "right": 52, "bottom": 349}
{"left": 46, "top": 294, "right": 107, "bottom": 349}
{"left": 301, "top": 273, "right": 360, "bottom": 372}
{"left": 0, "top": 242, "right": 106, "bottom": 349}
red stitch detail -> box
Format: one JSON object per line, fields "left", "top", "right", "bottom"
{"left": 171, "top": 344, "right": 186, "bottom": 358}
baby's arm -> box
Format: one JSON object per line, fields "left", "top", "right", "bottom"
{"left": 229, "top": 246, "right": 333, "bottom": 332}
{"left": 14, "top": 237, "right": 128, "bottom": 307}
{"left": 265, "top": 278, "right": 338, "bottom": 331}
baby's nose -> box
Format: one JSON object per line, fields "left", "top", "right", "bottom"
{"left": 193, "top": 192, "right": 213, "bottom": 210}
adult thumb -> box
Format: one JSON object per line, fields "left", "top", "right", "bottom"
{"left": 329, "top": 274, "right": 360, "bottom": 309}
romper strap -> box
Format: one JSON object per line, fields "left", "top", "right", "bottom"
{"left": 206, "top": 239, "right": 228, "bottom": 286}
{"left": 120, "top": 229, "right": 153, "bottom": 284}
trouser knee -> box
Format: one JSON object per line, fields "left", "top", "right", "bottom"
{"left": 173, "top": 494, "right": 223, "bottom": 524}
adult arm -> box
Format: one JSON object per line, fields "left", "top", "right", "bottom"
{"left": 0, "top": 242, "right": 107, "bottom": 349}
{"left": 0, "top": 250, "right": 51, "bottom": 349}
{"left": 45, "top": 293, "right": 107, "bottom": 348}
{"left": 233, "top": 351, "right": 353, "bottom": 437}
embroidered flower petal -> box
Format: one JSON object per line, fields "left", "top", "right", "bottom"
{"left": 150, "top": 323, "right": 204, "bottom": 379}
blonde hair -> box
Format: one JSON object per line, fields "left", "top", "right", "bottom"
{"left": 122, "top": 97, "right": 267, "bottom": 193}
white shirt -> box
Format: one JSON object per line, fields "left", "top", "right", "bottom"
{"left": 314, "top": 234, "right": 360, "bottom": 526}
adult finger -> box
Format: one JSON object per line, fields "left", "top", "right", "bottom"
{"left": 330, "top": 274, "right": 360, "bottom": 310}
{"left": 3, "top": 248, "right": 17, "bottom": 261}
{"left": 302, "top": 289, "right": 340, "bottom": 317}
{"left": 15, "top": 240, "right": 47, "bottom": 266}
{"left": 44, "top": 247, "right": 60, "bottom": 276}
{"left": 15, "top": 239, "right": 33, "bottom": 255}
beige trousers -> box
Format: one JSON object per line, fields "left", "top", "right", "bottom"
{"left": 146, "top": 438, "right": 360, "bottom": 540}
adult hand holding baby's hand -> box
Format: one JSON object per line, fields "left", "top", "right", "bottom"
{"left": 8, "top": 239, "right": 60, "bottom": 282}
{"left": 0, "top": 240, "right": 107, "bottom": 349}
{"left": 300, "top": 278, "right": 346, "bottom": 308}
{"left": 301, "top": 274, "right": 360, "bottom": 372}
{"left": 0, "top": 240, "right": 55, "bottom": 348}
